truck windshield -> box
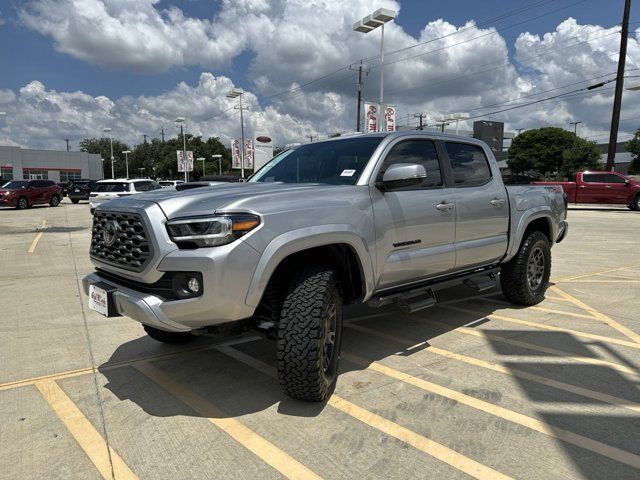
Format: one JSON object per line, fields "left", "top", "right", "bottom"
{"left": 249, "top": 136, "right": 383, "bottom": 185}
{"left": 95, "top": 182, "right": 129, "bottom": 192}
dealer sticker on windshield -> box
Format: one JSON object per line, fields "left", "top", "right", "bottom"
{"left": 89, "top": 284, "right": 109, "bottom": 316}
{"left": 340, "top": 169, "right": 356, "bottom": 177}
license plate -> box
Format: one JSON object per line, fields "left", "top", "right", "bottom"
{"left": 89, "top": 284, "right": 109, "bottom": 316}
{"left": 75, "top": 189, "right": 80, "bottom": 192}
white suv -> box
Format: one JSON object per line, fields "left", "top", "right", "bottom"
{"left": 89, "top": 179, "right": 162, "bottom": 212}
{"left": 158, "top": 180, "right": 185, "bottom": 188}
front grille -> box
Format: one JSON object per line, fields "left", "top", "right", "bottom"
{"left": 90, "top": 211, "right": 152, "bottom": 272}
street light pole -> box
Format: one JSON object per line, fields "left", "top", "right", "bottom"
{"left": 122, "top": 150, "right": 131, "bottom": 178}
{"left": 212, "top": 154, "right": 222, "bottom": 175}
{"left": 197, "top": 157, "right": 206, "bottom": 177}
{"left": 103, "top": 128, "right": 114, "bottom": 178}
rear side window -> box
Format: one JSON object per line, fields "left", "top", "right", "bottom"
{"left": 135, "top": 181, "right": 161, "bottom": 192}
{"left": 96, "top": 182, "right": 129, "bottom": 192}
{"left": 379, "top": 140, "right": 442, "bottom": 189}
{"left": 445, "top": 142, "right": 492, "bottom": 187}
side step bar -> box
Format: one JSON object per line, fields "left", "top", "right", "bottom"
{"left": 368, "top": 267, "right": 499, "bottom": 313}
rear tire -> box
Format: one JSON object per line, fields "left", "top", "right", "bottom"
{"left": 500, "top": 231, "right": 551, "bottom": 306}
{"left": 16, "top": 196, "right": 29, "bottom": 210}
{"left": 277, "top": 267, "right": 343, "bottom": 402}
{"left": 71, "top": 199, "right": 80, "bottom": 204}
{"left": 49, "top": 195, "right": 60, "bottom": 207}
{"left": 143, "top": 325, "right": 196, "bottom": 344}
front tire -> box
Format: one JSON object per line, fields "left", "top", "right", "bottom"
{"left": 277, "top": 267, "right": 343, "bottom": 402}
{"left": 16, "top": 196, "right": 29, "bottom": 210}
{"left": 630, "top": 195, "right": 640, "bottom": 211}
{"left": 49, "top": 195, "right": 60, "bottom": 207}
{"left": 500, "top": 231, "right": 551, "bottom": 306}
{"left": 143, "top": 325, "right": 196, "bottom": 344}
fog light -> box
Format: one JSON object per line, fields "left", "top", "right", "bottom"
{"left": 187, "top": 277, "right": 200, "bottom": 293}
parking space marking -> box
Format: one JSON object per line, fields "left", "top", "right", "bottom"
{"left": 346, "top": 323, "right": 640, "bottom": 413}
{"left": 27, "top": 220, "right": 46, "bottom": 253}
{"left": 215, "top": 345, "right": 512, "bottom": 480}
{"left": 551, "top": 286, "right": 640, "bottom": 345}
{"left": 341, "top": 352, "right": 640, "bottom": 470}
{"left": 479, "top": 297, "right": 600, "bottom": 320}
{"left": 0, "top": 336, "right": 261, "bottom": 393}
{"left": 134, "top": 361, "right": 322, "bottom": 480}
{"left": 442, "top": 305, "right": 640, "bottom": 351}
{"left": 426, "top": 317, "right": 640, "bottom": 376}
{"left": 552, "top": 263, "right": 640, "bottom": 283}
{"left": 35, "top": 379, "right": 138, "bottom": 480}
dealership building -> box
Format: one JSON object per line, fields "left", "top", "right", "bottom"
{"left": 0, "top": 145, "right": 103, "bottom": 183}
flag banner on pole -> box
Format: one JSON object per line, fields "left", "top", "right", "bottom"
{"left": 385, "top": 104, "right": 396, "bottom": 132}
{"left": 244, "top": 139, "right": 254, "bottom": 169}
{"left": 364, "top": 102, "right": 379, "bottom": 133}
{"left": 231, "top": 139, "right": 242, "bottom": 169}
{"left": 176, "top": 151, "right": 194, "bottom": 172}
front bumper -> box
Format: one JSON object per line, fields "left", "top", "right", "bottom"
{"left": 0, "top": 197, "right": 17, "bottom": 207}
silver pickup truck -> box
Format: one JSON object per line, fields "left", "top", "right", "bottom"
{"left": 83, "top": 131, "right": 568, "bottom": 402}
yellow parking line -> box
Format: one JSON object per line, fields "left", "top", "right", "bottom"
{"left": 552, "top": 263, "right": 640, "bottom": 282}
{"left": 134, "top": 362, "right": 322, "bottom": 480}
{"left": 346, "top": 323, "right": 640, "bottom": 413}
{"left": 480, "top": 297, "right": 599, "bottom": 320}
{"left": 342, "top": 353, "right": 640, "bottom": 470}
{"left": 27, "top": 220, "right": 46, "bottom": 253}
{"left": 442, "top": 305, "right": 640, "bottom": 351}
{"left": 427, "top": 317, "right": 640, "bottom": 376}
{"left": 215, "top": 345, "right": 511, "bottom": 480}
{"left": 551, "top": 286, "right": 640, "bottom": 345}
{"left": 35, "top": 379, "right": 137, "bottom": 480}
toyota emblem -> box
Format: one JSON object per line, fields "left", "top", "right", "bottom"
{"left": 102, "top": 220, "right": 120, "bottom": 247}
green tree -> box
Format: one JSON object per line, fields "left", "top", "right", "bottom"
{"left": 508, "top": 127, "right": 601, "bottom": 179}
{"left": 79, "top": 137, "right": 131, "bottom": 178}
{"left": 624, "top": 129, "right": 640, "bottom": 175}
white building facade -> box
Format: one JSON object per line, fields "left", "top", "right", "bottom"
{"left": 0, "top": 146, "right": 103, "bottom": 182}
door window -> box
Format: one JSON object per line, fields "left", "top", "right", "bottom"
{"left": 379, "top": 139, "right": 442, "bottom": 190}
{"left": 601, "top": 174, "right": 626, "bottom": 184}
{"left": 445, "top": 142, "right": 492, "bottom": 187}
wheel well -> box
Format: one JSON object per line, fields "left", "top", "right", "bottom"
{"left": 258, "top": 244, "right": 366, "bottom": 316}
{"left": 523, "top": 217, "right": 552, "bottom": 243}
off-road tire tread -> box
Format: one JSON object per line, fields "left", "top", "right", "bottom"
{"left": 143, "top": 325, "right": 196, "bottom": 344}
{"left": 277, "top": 267, "right": 342, "bottom": 402}
{"left": 500, "top": 231, "right": 551, "bottom": 306}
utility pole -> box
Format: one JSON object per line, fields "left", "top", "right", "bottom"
{"left": 160, "top": 127, "right": 165, "bottom": 144}
{"left": 569, "top": 121, "right": 582, "bottom": 136}
{"left": 64, "top": 139, "right": 70, "bottom": 151}
{"left": 607, "top": 0, "right": 631, "bottom": 171}
{"left": 349, "top": 61, "right": 369, "bottom": 131}
{"left": 414, "top": 113, "right": 425, "bottom": 130}
{"left": 143, "top": 134, "right": 148, "bottom": 143}
{"left": 515, "top": 128, "right": 525, "bottom": 135}
{"left": 308, "top": 135, "right": 315, "bottom": 143}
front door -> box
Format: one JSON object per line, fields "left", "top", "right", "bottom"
{"left": 370, "top": 138, "right": 456, "bottom": 290}
{"left": 599, "top": 173, "right": 629, "bottom": 204}
{"left": 442, "top": 141, "right": 510, "bottom": 270}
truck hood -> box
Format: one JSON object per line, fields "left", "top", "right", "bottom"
{"left": 98, "top": 182, "right": 364, "bottom": 219}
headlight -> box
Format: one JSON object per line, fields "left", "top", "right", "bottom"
{"left": 166, "top": 214, "right": 260, "bottom": 248}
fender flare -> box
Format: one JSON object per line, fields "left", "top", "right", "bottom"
{"left": 504, "top": 208, "right": 554, "bottom": 262}
{"left": 245, "top": 225, "right": 375, "bottom": 308}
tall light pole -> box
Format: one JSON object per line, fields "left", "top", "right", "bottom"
{"left": 197, "top": 157, "right": 206, "bottom": 177}
{"left": 122, "top": 150, "right": 131, "bottom": 178}
{"left": 354, "top": 8, "right": 396, "bottom": 132}
{"left": 175, "top": 117, "right": 188, "bottom": 182}
{"left": 103, "top": 127, "right": 114, "bottom": 178}
{"left": 569, "top": 121, "right": 582, "bottom": 136}
{"left": 212, "top": 154, "right": 222, "bottom": 175}
{"left": 226, "top": 89, "right": 246, "bottom": 178}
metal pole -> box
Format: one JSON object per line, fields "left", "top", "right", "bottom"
{"left": 202, "top": 159, "right": 206, "bottom": 176}
{"left": 379, "top": 23, "right": 385, "bottom": 132}
{"left": 219, "top": 157, "right": 222, "bottom": 175}
{"left": 607, "top": 0, "right": 631, "bottom": 171}
{"left": 456, "top": 119, "right": 460, "bottom": 135}
{"left": 110, "top": 137, "right": 114, "bottom": 179}
{"left": 239, "top": 94, "right": 246, "bottom": 179}
{"left": 124, "top": 152, "right": 129, "bottom": 178}
{"left": 181, "top": 124, "right": 188, "bottom": 182}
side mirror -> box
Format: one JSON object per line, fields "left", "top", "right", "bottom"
{"left": 378, "top": 163, "right": 427, "bottom": 191}
{"left": 625, "top": 179, "right": 630, "bottom": 186}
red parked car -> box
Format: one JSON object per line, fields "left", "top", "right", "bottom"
{"left": 534, "top": 171, "right": 640, "bottom": 211}
{"left": 0, "top": 179, "right": 63, "bottom": 209}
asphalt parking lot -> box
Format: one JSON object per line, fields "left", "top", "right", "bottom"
{"left": 1, "top": 199, "right": 639, "bottom": 480}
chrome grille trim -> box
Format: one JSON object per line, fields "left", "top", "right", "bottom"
{"left": 90, "top": 211, "right": 152, "bottom": 272}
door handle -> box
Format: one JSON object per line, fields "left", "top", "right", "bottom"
{"left": 436, "top": 201, "right": 455, "bottom": 212}
{"left": 490, "top": 198, "right": 505, "bottom": 207}
{"left": 604, "top": 185, "right": 612, "bottom": 189}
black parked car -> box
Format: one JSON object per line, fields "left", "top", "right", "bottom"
{"left": 68, "top": 179, "right": 98, "bottom": 204}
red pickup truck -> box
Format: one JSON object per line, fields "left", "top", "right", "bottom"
{"left": 534, "top": 171, "right": 640, "bottom": 210}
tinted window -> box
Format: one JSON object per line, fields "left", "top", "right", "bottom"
{"left": 159, "top": 181, "right": 174, "bottom": 187}
{"left": 445, "top": 142, "right": 492, "bottom": 187}
{"left": 135, "top": 181, "right": 161, "bottom": 192}
{"left": 42, "top": 180, "right": 55, "bottom": 187}
{"left": 250, "top": 137, "right": 383, "bottom": 185}
{"left": 2, "top": 180, "right": 28, "bottom": 189}
{"left": 95, "top": 182, "right": 129, "bottom": 192}
{"left": 379, "top": 140, "right": 442, "bottom": 189}
{"left": 603, "top": 174, "right": 626, "bottom": 184}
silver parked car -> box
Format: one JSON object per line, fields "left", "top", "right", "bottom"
{"left": 83, "top": 131, "right": 568, "bottom": 401}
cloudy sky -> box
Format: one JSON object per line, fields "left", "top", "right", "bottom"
{"left": 0, "top": 0, "right": 639, "bottom": 150}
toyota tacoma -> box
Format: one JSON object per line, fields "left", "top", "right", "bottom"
{"left": 83, "top": 131, "right": 568, "bottom": 401}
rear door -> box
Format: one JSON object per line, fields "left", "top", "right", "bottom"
{"left": 370, "top": 137, "right": 456, "bottom": 289}
{"left": 443, "top": 141, "right": 509, "bottom": 270}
